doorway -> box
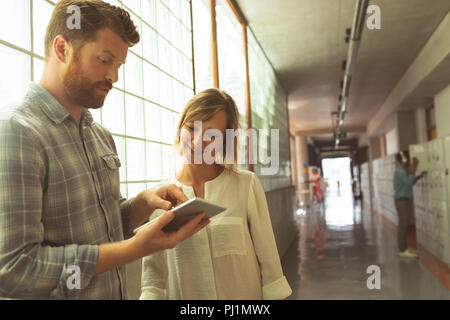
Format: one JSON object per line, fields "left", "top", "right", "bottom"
{"left": 321, "top": 157, "right": 352, "bottom": 194}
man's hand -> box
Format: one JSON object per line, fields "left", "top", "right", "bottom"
{"left": 413, "top": 170, "right": 427, "bottom": 185}
{"left": 130, "top": 184, "right": 189, "bottom": 230}
{"left": 410, "top": 157, "right": 419, "bottom": 175}
{"left": 132, "top": 210, "right": 210, "bottom": 257}
{"left": 94, "top": 210, "right": 210, "bottom": 276}
{"left": 145, "top": 184, "right": 189, "bottom": 211}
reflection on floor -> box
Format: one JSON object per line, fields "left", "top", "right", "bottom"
{"left": 281, "top": 184, "right": 450, "bottom": 300}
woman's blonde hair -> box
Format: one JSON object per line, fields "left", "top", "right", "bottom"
{"left": 175, "top": 88, "right": 240, "bottom": 170}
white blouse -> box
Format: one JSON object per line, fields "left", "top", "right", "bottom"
{"left": 139, "top": 169, "right": 292, "bottom": 300}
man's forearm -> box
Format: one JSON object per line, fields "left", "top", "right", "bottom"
{"left": 94, "top": 237, "right": 141, "bottom": 276}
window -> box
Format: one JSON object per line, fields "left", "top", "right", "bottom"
{"left": 214, "top": 0, "right": 248, "bottom": 170}
{"left": 97, "top": 0, "right": 194, "bottom": 197}
{"left": 215, "top": 0, "right": 246, "bottom": 123}
{"left": 247, "top": 27, "right": 291, "bottom": 191}
{"left": 192, "top": 0, "right": 213, "bottom": 92}
{"left": 0, "top": 0, "right": 194, "bottom": 198}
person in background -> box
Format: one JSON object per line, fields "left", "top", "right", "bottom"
{"left": 0, "top": 0, "right": 208, "bottom": 299}
{"left": 393, "top": 150, "right": 426, "bottom": 259}
{"left": 140, "top": 88, "right": 292, "bottom": 300}
{"left": 305, "top": 168, "right": 324, "bottom": 203}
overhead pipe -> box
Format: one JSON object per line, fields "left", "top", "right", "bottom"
{"left": 335, "top": 0, "right": 369, "bottom": 147}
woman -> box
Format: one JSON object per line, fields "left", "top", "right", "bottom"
{"left": 305, "top": 168, "right": 323, "bottom": 203}
{"left": 139, "top": 88, "right": 292, "bottom": 300}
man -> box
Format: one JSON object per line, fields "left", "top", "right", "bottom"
{"left": 393, "top": 150, "right": 425, "bottom": 259}
{"left": 0, "top": 0, "right": 209, "bottom": 299}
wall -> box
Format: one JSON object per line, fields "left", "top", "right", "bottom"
{"left": 289, "top": 136, "right": 298, "bottom": 187}
{"left": 397, "top": 110, "right": 418, "bottom": 151}
{"left": 386, "top": 127, "right": 399, "bottom": 155}
{"left": 358, "top": 133, "right": 370, "bottom": 147}
{"left": 265, "top": 186, "right": 298, "bottom": 258}
{"left": 382, "top": 110, "right": 419, "bottom": 155}
{"left": 367, "top": 11, "right": 450, "bottom": 136}
{"left": 247, "top": 27, "right": 298, "bottom": 269}
{"left": 370, "top": 137, "right": 382, "bottom": 160}
{"left": 294, "top": 135, "right": 309, "bottom": 183}
{"left": 435, "top": 84, "right": 450, "bottom": 139}
{"left": 415, "top": 107, "right": 428, "bottom": 144}
{"left": 380, "top": 135, "right": 387, "bottom": 157}
{"left": 248, "top": 27, "right": 291, "bottom": 192}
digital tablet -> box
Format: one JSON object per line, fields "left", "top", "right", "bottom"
{"left": 133, "top": 197, "right": 226, "bottom": 233}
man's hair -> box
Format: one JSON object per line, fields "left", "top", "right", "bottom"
{"left": 44, "top": 0, "right": 140, "bottom": 59}
{"left": 396, "top": 150, "right": 410, "bottom": 164}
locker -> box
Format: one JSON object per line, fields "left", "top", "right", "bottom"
{"left": 444, "top": 136, "right": 450, "bottom": 169}
{"left": 409, "top": 143, "right": 428, "bottom": 171}
{"left": 434, "top": 139, "right": 445, "bottom": 170}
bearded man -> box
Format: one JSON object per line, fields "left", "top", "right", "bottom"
{"left": 0, "top": 0, "right": 208, "bottom": 299}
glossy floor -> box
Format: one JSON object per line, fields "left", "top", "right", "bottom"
{"left": 281, "top": 184, "right": 450, "bottom": 300}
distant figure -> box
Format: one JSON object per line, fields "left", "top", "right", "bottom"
{"left": 306, "top": 168, "right": 324, "bottom": 203}
{"left": 394, "top": 151, "right": 426, "bottom": 259}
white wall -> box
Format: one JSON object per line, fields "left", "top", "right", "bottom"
{"left": 415, "top": 107, "right": 428, "bottom": 144}
{"left": 386, "top": 127, "right": 399, "bottom": 155}
{"left": 397, "top": 110, "right": 418, "bottom": 151}
{"left": 435, "top": 84, "right": 450, "bottom": 139}
{"left": 370, "top": 137, "right": 382, "bottom": 160}
{"left": 358, "top": 133, "right": 370, "bottom": 147}
{"left": 294, "top": 136, "right": 309, "bottom": 183}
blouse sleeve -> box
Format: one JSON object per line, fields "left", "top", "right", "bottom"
{"left": 140, "top": 249, "right": 168, "bottom": 300}
{"left": 247, "top": 173, "right": 292, "bottom": 300}
{"left": 139, "top": 210, "right": 169, "bottom": 300}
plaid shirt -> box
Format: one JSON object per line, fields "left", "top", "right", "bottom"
{"left": 0, "top": 83, "right": 133, "bottom": 299}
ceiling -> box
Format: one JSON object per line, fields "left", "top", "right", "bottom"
{"left": 235, "top": 0, "right": 450, "bottom": 140}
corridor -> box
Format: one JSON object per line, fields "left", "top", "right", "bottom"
{"left": 0, "top": 0, "right": 449, "bottom": 303}
{"left": 281, "top": 184, "right": 450, "bottom": 300}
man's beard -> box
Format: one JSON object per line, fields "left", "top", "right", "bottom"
{"left": 62, "top": 52, "right": 112, "bottom": 109}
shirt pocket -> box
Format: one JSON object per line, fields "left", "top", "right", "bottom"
{"left": 101, "top": 154, "right": 121, "bottom": 200}
{"left": 209, "top": 217, "right": 247, "bottom": 258}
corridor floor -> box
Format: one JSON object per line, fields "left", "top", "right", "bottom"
{"left": 281, "top": 185, "right": 450, "bottom": 300}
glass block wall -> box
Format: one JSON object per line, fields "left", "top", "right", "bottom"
{"left": 0, "top": 0, "right": 194, "bottom": 198}
{"left": 247, "top": 27, "right": 291, "bottom": 191}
